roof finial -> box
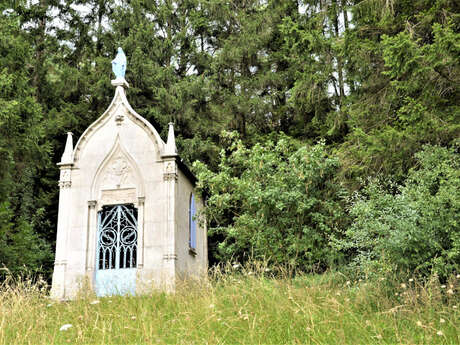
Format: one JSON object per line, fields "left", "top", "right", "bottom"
{"left": 60, "top": 132, "right": 74, "bottom": 164}
{"left": 164, "top": 122, "right": 178, "bottom": 156}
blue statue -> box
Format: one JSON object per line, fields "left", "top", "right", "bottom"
{"left": 112, "top": 47, "right": 127, "bottom": 79}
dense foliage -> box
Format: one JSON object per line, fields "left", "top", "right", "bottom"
{"left": 0, "top": 1, "right": 458, "bottom": 277}
{"left": 334, "top": 146, "right": 460, "bottom": 278}
{"left": 0, "top": 13, "right": 52, "bottom": 275}
{"left": 195, "top": 133, "right": 346, "bottom": 270}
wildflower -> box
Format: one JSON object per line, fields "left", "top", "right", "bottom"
{"left": 437, "top": 330, "right": 444, "bottom": 336}
{"left": 90, "top": 300, "right": 100, "bottom": 305}
{"left": 247, "top": 271, "right": 253, "bottom": 276}
{"left": 400, "top": 283, "right": 407, "bottom": 289}
{"left": 456, "top": 274, "right": 460, "bottom": 279}
{"left": 447, "top": 289, "right": 454, "bottom": 295}
{"left": 59, "top": 324, "right": 73, "bottom": 331}
{"left": 131, "top": 316, "right": 136, "bottom": 320}
{"left": 440, "top": 318, "right": 445, "bottom": 324}
{"left": 306, "top": 327, "right": 311, "bottom": 331}
{"left": 264, "top": 268, "right": 270, "bottom": 272}
{"left": 416, "top": 321, "right": 423, "bottom": 327}
{"left": 409, "top": 278, "right": 414, "bottom": 282}
{"left": 453, "top": 305, "right": 457, "bottom": 309}
{"left": 376, "top": 334, "right": 383, "bottom": 340}
{"left": 395, "top": 293, "right": 399, "bottom": 296}
{"left": 46, "top": 303, "right": 53, "bottom": 308}
{"left": 336, "top": 292, "right": 341, "bottom": 296}
{"left": 209, "top": 304, "right": 215, "bottom": 308}
{"left": 440, "top": 285, "right": 446, "bottom": 289}
{"left": 346, "top": 281, "right": 351, "bottom": 286}
{"left": 379, "top": 277, "right": 385, "bottom": 281}
{"left": 232, "top": 263, "right": 240, "bottom": 269}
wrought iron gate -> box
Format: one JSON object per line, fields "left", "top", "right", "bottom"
{"left": 95, "top": 204, "right": 138, "bottom": 296}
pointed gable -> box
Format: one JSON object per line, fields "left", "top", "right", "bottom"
{"left": 73, "top": 85, "right": 165, "bottom": 167}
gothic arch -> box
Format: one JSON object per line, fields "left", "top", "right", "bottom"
{"left": 73, "top": 86, "right": 165, "bottom": 164}
{"left": 90, "top": 134, "right": 145, "bottom": 201}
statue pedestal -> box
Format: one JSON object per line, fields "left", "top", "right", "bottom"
{"left": 111, "top": 78, "right": 129, "bottom": 88}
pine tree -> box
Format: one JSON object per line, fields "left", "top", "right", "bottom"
{"left": 339, "top": 0, "right": 460, "bottom": 182}
{"left": 0, "top": 8, "right": 52, "bottom": 275}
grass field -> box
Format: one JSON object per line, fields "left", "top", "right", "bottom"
{"left": 0, "top": 266, "right": 458, "bottom": 344}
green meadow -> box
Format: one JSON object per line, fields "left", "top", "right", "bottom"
{"left": 1, "top": 267, "right": 458, "bottom": 345}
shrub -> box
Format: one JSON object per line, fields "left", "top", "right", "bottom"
{"left": 194, "top": 132, "right": 346, "bottom": 271}
{"left": 335, "top": 145, "right": 460, "bottom": 278}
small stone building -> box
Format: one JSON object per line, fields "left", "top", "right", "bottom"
{"left": 50, "top": 79, "right": 207, "bottom": 299}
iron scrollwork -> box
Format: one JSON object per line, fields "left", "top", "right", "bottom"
{"left": 97, "top": 204, "right": 138, "bottom": 270}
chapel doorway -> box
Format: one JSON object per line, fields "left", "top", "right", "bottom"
{"left": 95, "top": 204, "right": 138, "bottom": 296}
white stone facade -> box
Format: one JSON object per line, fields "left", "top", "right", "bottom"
{"left": 50, "top": 81, "right": 207, "bottom": 299}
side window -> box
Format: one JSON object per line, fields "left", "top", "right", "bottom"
{"left": 189, "top": 193, "right": 196, "bottom": 251}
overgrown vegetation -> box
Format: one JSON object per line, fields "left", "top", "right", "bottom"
{"left": 0, "top": 266, "right": 458, "bottom": 344}
{"left": 196, "top": 137, "right": 460, "bottom": 277}
{"left": 335, "top": 145, "right": 460, "bottom": 278}
{"left": 195, "top": 133, "right": 347, "bottom": 270}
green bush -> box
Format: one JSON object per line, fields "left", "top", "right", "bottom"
{"left": 335, "top": 145, "right": 460, "bottom": 278}
{"left": 194, "top": 132, "right": 346, "bottom": 271}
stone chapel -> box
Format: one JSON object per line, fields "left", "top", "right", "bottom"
{"left": 50, "top": 73, "right": 207, "bottom": 299}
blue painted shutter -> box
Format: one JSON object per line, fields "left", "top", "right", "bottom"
{"left": 190, "top": 194, "right": 196, "bottom": 249}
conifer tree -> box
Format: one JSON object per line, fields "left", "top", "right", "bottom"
{"left": 339, "top": 0, "right": 459, "bottom": 181}
{"left": 0, "top": 8, "right": 52, "bottom": 274}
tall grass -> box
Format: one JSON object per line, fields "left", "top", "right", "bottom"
{"left": 0, "top": 264, "right": 458, "bottom": 344}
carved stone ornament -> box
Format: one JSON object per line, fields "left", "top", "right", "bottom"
{"left": 165, "top": 162, "right": 174, "bottom": 173}
{"left": 60, "top": 169, "right": 71, "bottom": 181}
{"left": 115, "top": 113, "right": 124, "bottom": 126}
{"left": 102, "top": 156, "right": 134, "bottom": 189}
{"left": 59, "top": 169, "right": 72, "bottom": 188}
{"left": 163, "top": 161, "right": 178, "bottom": 181}
{"left": 59, "top": 181, "right": 72, "bottom": 188}
{"left": 101, "top": 188, "right": 136, "bottom": 205}
{"left": 163, "top": 173, "right": 178, "bottom": 181}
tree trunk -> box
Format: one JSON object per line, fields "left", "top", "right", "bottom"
{"left": 332, "top": 0, "right": 345, "bottom": 108}
{"left": 34, "top": 0, "right": 47, "bottom": 102}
